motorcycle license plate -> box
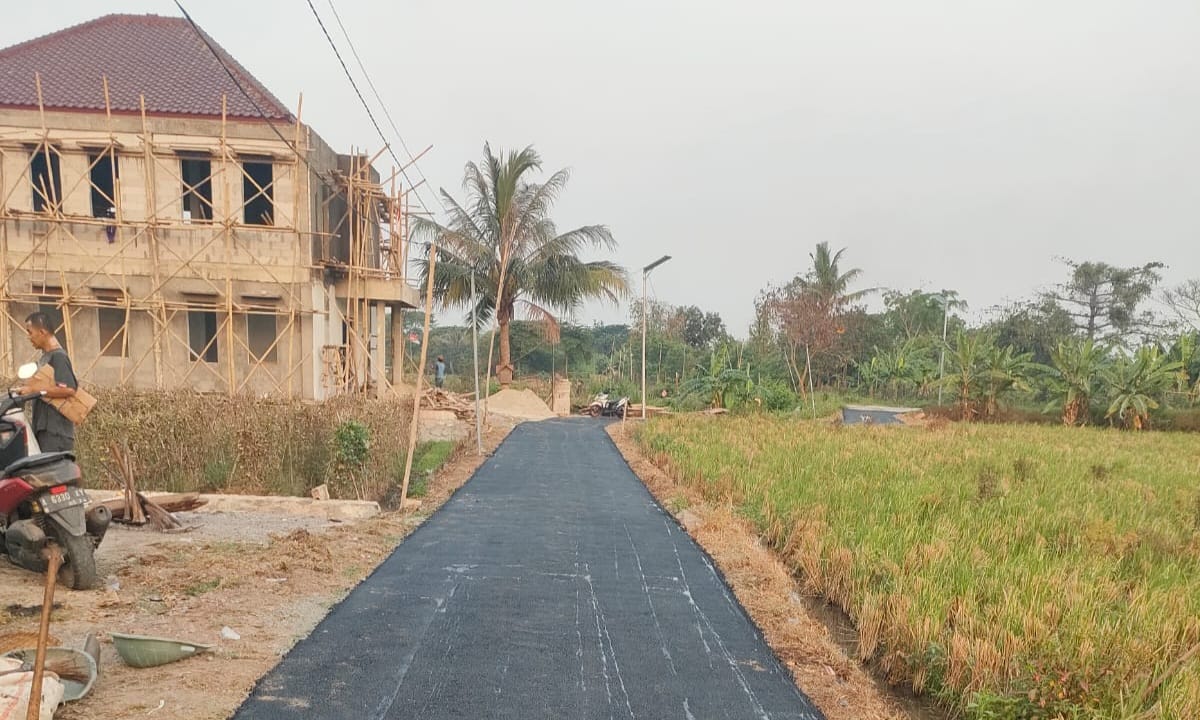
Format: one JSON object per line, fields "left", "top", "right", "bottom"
{"left": 39, "top": 486, "right": 87, "bottom": 512}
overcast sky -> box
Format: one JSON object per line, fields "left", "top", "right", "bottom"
{"left": 5, "top": 1, "right": 1199, "bottom": 333}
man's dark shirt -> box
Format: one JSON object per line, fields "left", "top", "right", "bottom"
{"left": 33, "top": 347, "right": 77, "bottom": 444}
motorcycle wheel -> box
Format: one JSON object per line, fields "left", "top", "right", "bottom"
{"left": 52, "top": 531, "right": 98, "bottom": 590}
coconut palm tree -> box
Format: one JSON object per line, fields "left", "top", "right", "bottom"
{"left": 412, "top": 144, "right": 629, "bottom": 386}
{"left": 803, "top": 242, "right": 873, "bottom": 313}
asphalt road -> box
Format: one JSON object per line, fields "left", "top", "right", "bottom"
{"left": 232, "top": 418, "right": 824, "bottom": 720}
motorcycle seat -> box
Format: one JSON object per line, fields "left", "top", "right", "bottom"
{"left": 2, "top": 451, "right": 75, "bottom": 478}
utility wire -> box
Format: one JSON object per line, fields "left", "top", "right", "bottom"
{"left": 322, "top": 0, "right": 446, "bottom": 216}
{"left": 173, "top": 0, "right": 346, "bottom": 203}
{"left": 305, "top": 0, "right": 439, "bottom": 218}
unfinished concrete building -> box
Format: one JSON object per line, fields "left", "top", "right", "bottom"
{"left": 0, "top": 14, "right": 420, "bottom": 399}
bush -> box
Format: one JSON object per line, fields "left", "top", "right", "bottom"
{"left": 1162, "top": 407, "right": 1200, "bottom": 432}
{"left": 77, "top": 391, "right": 412, "bottom": 500}
{"left": 752, "top": 380, "right": 798, "bottom": 411}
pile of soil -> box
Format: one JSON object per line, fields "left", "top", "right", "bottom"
{"left": 486, "top": 388, "right": 555, "bottom": 420}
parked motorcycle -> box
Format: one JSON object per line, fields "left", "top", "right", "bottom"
{"left": 585, "top": 392, "right": 629, "bottom": 418}
{"left": 0, "top": 363, "right": 108, "bottom": 589}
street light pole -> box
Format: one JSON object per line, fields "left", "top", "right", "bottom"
{"left": 937, "top": 294, "right": 949, "bottom": 405}
{"left": 470, "top": 268, "right": 482, "bottom": 455}
{"left": 641, "top": 255, "right": 672, "bottom": 419}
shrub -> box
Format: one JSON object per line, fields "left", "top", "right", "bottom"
{"left": 77, "top": 390, "right": 412, "bottom": 500}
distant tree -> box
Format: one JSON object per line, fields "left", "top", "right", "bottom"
{"left": 987, "top": 298, "right": 1076, "bottom": 365}
{"left": 804, "top": 242, "right": 873, "bottom": 314}
{"left": 1044, "top": 259, "right": 1163, "bottom": 342}
{"left": 882, "top": 289, "right": 965, "bottom": 340}
{"left": 763, "top": 243, "right": 872, "bottom": 391}
{"left": 670, "top": 305, "right": 728, "bottom": 350}
{"left": 1162, "top": 279, "right": 1200, "bottom": 332}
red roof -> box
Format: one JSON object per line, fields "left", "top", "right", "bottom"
{"left": 0, "top": 14, "right": 293, "bottom": 121}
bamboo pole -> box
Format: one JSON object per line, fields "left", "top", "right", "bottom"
{"left": 139, "top": 95, "right": 167, "bottom": 389}
{"left": 219, "top": 97, "right": 236, "bottom": 393}
{"left": 290, "top": 94, "right": 304, "bottom": 398}
{"left": 399, "top": 242, "right": 436, "bottom": 505}
{"left": 0, "top": 147, "right": 9, "bottom": 376}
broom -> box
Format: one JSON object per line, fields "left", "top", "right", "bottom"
{"left": 0, "top": 656, "right": 91, "bottom": 684}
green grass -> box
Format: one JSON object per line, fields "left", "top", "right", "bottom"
{"left": 387, "top": 441, "right": 458, "bottom": 500}
{"left": 636, "top": 416, "right": 1200, "bottom": 719}
{"left": 413, "top": 441, "right": 456, "bottom": 476}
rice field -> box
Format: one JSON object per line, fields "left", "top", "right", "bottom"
{"left": 635, "top": 415, "right": 1200, "bottom": 719}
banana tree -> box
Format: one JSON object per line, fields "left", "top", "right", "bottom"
{"left": 1043, "top": 339, "right": 1107, "bottom": 426}
{"left": 937, "top": 331, "right": 992, "bottom": 421}
{"left": 680, "top": 345, "right": 753, "bottom": 409}
{"left": 1101, "top": 346, "right": 1181, "bottom": 430}
{"left": 1167, "top": 333, "right": 1200, "bottom": 404}
{"left": 980, "top": 344, "right": 1035, "bottom": 419}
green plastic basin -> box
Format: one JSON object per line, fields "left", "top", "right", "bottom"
{"left": 109, "top": 632, "right": 212, "bottom": 669}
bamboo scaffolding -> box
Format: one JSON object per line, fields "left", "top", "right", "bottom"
{"left": 0, "top": 76, "right": 414, "bottom": 398}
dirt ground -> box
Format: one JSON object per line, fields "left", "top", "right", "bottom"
{"left": 606, "top": 422, "right": 948, "bottom": 720}
{"left": 0, "top": 424, "right": 512, "bottom": 720}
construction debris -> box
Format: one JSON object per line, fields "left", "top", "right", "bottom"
{"left": 628, "top": 404, "right": 672, "bottom": 418}
{"left": 421, "top": 388, "right": 477, "bottom": 420}
{"left": 93, "top": 493, "right": 201, "bottom": 531}
{"left": 108, "top": 442, "right": 145, "bottom": 525}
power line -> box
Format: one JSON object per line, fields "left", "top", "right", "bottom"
{"left": 322, "top": 0, "right": 446, "bottom": 216}
{"left": 173, "top": 0, "right": 345, "bottom": 204}
{"left": 305, "top": 0, "right": 439, "bottom": 217}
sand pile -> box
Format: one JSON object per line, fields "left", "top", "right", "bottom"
{"left": 486, "top": 388, "right": 555, "bottom": 421}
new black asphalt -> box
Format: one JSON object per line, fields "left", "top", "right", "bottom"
{"left": 232, "top": 418, "right": 824, "bottom": 720}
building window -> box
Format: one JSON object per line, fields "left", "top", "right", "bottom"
{"left": 97, "top": 307, "right": 127, "bottom": 358}
{"left": 188, "top": 310, "right": 218, "bottom": 363}
{"left": 89, "top": 151, "right": 119, "bottom": 219}
{"left": 30, "top": 146, "right": 61, "bottom": 213}
{"left": 247, "top": 313, "right": 278, "bottom": 363}
{"left": 180, "top": 155, "right": 213, "bottom": 222}
{"left": 33, "top": 290, "right": 68, "bottom": 354}
{"left": 242, "top": 159, "right": 273, "bottom": 226}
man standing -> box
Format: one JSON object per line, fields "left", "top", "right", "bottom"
{"left": 434, "top": 355, "right": 446, "bottom": 389}
{"left": 17, "top": 312, "right": 78, "bottom": 453}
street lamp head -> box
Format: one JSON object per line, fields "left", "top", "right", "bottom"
{"left": 643, "top": 255, "right": 672, "bottom": 274}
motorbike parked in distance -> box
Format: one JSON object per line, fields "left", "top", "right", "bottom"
{"left": 585, "top": 392, "right": 630, "bottom": 418}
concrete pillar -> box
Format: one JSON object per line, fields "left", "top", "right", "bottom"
{"left": 373, "top": 301, "right": 386, "bottom": 392}
{"left": 552, "top": 376, "right": 572, "bottom": 416}
{"left": 391, "top": 305, "right": 404, "bottom": 386}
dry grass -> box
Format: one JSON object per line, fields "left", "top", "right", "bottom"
{"left": 76, "top": 391, "right": 413, "bottom": 500}
{"left": 633, "top": 416, "right": 1200, "bottom": 720}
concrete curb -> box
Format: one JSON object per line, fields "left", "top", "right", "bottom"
{"left": 86, "top": 490, "right": 380, "bottom": 522}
